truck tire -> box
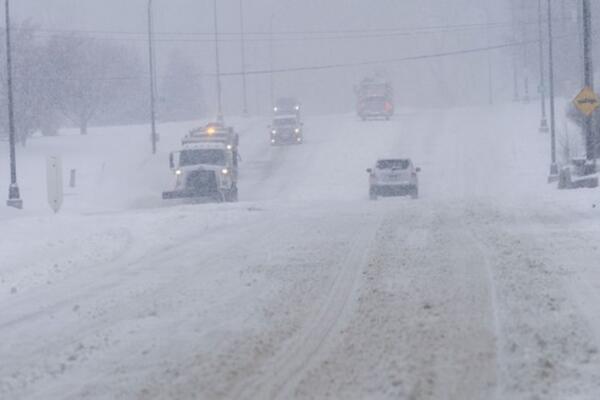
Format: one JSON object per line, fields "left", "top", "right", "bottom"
{"left": 224, "top": 185, "right": 238, "bottom": 203}
{"left": 410, "top": 187, "right": 419, "bottom": 199}
{"left": 369, "top": 187, "right": 378, "bottom": 201}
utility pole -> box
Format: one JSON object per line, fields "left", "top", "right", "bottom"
{"left": 487, "top": 47, "right": 493, "bottom": 105}
{"left": 582, "top": 0, "right": 595, "bottom": 173}
{"left": 512, "top": 53, "right": 520, "bottom": 102}
{"left": 5, "top": 0, "right": 22, "bottom": 209}
{"left": 147, "top": 0, "right": 158, "bottom": 155}
{"left": 577, "top": 1, "right": 583, "bottom": 81}
{"left": 511, "top": 0, "right": 520, "bottom": 102}
{"left": 213, "top": 0, "right": 224, "bottom": 123}
{"left": 269, "top": 14, "right": 275, "bottom": 109}
{"left": 239, "top": 0, "right": 248, "bottom": 116}
{"left": 485, "top": 1, "right": 493, "bottom": 105}
{"left": 538, "top": 0, "right": 549, "bottom": 132}
{"left": 521, "top": 0, "right": 530, "bottom": 104}
{"left": 547, "top": 0, "right": 558, "bottom": 181}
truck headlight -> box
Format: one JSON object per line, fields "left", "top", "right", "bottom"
{"left": 295, "top": 128, "right": 300, "bottom": 134}
{"left": 175, "top": 169, "right": 182, "bottom": 176}
{"left": 221, "top": 168, "right": 229, "bottom": 175}
{"left": 226, "top": 144, "right": 233, "bottom": 150}
{"left": 272, "top": 130, "right": 277, "bottom": 135}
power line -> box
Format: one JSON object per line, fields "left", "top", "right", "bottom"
{"left": 31, "top": 37, "right": 543, "bottom": 84}
{"left": 5, "top": 20, "right": 519, "bottom": 37}
{"left": 217, "top": 39, "right": 539, "bottom": 77}
{"left": 19, "top": 24, "right": 591, "bottom": 85}
{"left": 0, "top": 17, "right": 574, "bottom": 45}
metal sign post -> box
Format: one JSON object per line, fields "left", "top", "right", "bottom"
{"left": 582, "top": 0, "right": 595, "bottom": 173}
{"left": 5, "top": 0, "right": 22, "bottom": 209}
{"left": 547, "top": 0, "right": 558, "bottom": 182}
{"left": 47, "top": 156, "right": 63, "bottom": 213}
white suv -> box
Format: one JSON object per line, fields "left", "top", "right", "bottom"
{"left": 367, "top": 159, "right": 420, "bottom": 200}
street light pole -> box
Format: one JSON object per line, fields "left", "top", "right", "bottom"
{"left": 511, "top": 0, "right": 520, "bottom": 102}
{"left": 547, "top": 0, "right": 558, "bottom": 181}
{"left": 213, "top": 0, "right": 224, "bottom": 123}
{"left": 147, "top": 0, "right": 158, "bottom": 155}
{"left": 538, "top": 0, "right": 549, "bottom": 133}
{"left": 239, "top": 0, "right": 248, "bottom": 116}
{"left": 484, "top": 1, "right": 493, "bottom": 105}
{"left": 5, "top": 0, "right": 22, "bottom": 209}
{"left": 582, "top": 0, "right": 595, "bottom": 173}
{"left": 521, "top": 0, "right": 530, "bottom": 104}
{"left": 269, "top": 14, "right": 275, "bottom": 109}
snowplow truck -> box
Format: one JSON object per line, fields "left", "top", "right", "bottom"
{"left": 182, "top": 122, "right": 240, "bottom": 169}
{"left": 270, "top": 114, "right": 304, "bottom": 145}
{"left": 162, "top": 123, "right": 239, "bottom": 202}
{"left": 356, "top": 77, "right": 394, "bottom": 121}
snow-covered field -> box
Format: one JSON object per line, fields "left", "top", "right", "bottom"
{"left": 1, "top": 104, "right": 600, "bottom": 399}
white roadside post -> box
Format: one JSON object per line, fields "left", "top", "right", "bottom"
{"left": 47, "top": 156, "right": 64, "bottom": 213}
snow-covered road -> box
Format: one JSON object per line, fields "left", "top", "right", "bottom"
{"left": 1, "top": 105, "right": 600, "bottom": 399}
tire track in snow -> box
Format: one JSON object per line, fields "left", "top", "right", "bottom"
{"left": 230, "top": 218, "right": 382, "bottom": 400}
{"left": 465, "top": 229, "right": 503, "bottom": 400}
{"left": 289, "top": 206, "right": 500, "bottom": 399}
{"left": 0, "top": 209, "right": 288, "bottom": 400}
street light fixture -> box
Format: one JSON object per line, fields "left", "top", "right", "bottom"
{"left": 147, "top": 0, "right": 158, "bottom": 154}
{"left": 5, "top": 0, "right": 22, "bottom": 209}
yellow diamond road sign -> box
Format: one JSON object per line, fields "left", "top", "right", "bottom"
{"left": 573, "top": 86, "right": 600, "bottom": 117}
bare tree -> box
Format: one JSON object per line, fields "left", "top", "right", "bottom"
{"left": 0, "top": 21, "right": 49, "bottom": 145}
{"left": 45, "top": 34, "right": 139, "bottom": 135}
{"left": 160, "top": 50, "right": 205, "bottom": 122}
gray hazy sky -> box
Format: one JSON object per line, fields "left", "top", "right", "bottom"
{"left": 9, "top": 1, "right": 513, "bottom": 116}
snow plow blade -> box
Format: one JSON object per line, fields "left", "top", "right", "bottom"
{"left": 162, "top": 189, "right": 222, "bottom": 200}
{"left": 162, "top": 190, "right": 197, "bottom": 200}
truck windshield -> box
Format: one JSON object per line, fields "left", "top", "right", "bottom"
{"left": 276, "top": 98, "right": 297, "bottom": 108}
{"left": 365, "top": 97, "right": 386, "bottom": 104}
{"left": 363, "top": 84, "right": 388, "bottom": 97}
{"left": 274, "top": 118, "right": 297, "bottom": 126}
{"left": 377, "top": 160, "right": 409, "bottom": 170}
{"left": 180, "top": 149, "right": 226, "bottom": 167}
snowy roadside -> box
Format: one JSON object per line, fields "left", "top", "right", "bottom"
{"left": 0, "top": 116, "right": 266, "bottom": 220}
